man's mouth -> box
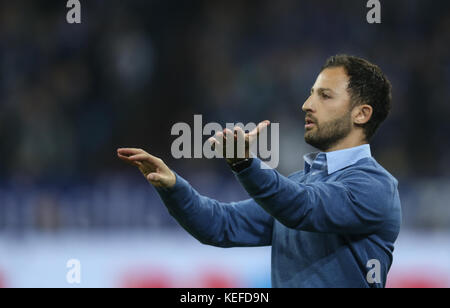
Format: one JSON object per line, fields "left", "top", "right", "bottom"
{"left": 305, "top": 118, "right": 316, "bottom": 129}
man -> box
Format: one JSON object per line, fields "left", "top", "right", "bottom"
{"left": 117, "top": 55, "right": 402, "bottom": 288}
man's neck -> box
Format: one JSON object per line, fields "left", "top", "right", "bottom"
{"left": 324, "top": 132, "right": 368, "bottom": 153}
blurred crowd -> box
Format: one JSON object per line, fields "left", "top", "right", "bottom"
{"left": 0, "top": 0, "right": 450, "bottom": 232}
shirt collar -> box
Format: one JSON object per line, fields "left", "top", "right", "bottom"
{"left": 303, "top": 144, "right": 372, "bottom": 175}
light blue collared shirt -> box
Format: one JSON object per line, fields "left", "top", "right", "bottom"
{"left": 304, "top": 144, "right": 372, "bottom": 175}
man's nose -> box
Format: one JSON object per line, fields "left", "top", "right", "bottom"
{"left": 302, "top": 96, "right": 314, "bottom": 113}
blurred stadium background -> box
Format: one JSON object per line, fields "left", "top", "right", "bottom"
{"left": 0, "top": 0, "right": 449, "bottom": 287}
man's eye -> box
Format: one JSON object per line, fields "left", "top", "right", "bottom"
{"left": 321, "top": 93, "right": 331, "bottom": 99}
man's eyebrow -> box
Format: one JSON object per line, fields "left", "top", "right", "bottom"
{"left": 311, "top": 87, "right": 335, "bottom": 94}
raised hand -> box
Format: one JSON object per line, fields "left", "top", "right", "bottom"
{"left": 208, "top": 120, "right": 270, "bottom": 164}
{"left": 117, "top": 148, "right": 176, "bottom": 188}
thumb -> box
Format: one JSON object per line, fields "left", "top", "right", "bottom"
{"left": 257, "top": 120, "right": 271, "bottom": 134}
{"left": 249, "top": 120, "right": 270, "bottom": 136}
{"left": 248, "top": 120, "right": 271, "bottom": 143}
{"left": 147, "top": 173, "right": 163, "bottom": 182}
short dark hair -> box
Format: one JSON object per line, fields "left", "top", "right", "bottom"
{"left": 321, "top": 54, "right": 392, "bottom": 141}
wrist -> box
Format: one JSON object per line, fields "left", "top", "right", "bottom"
{"left": 226, "top": 158, "right": 245, "bottom": 165}
{"left": 167, "top": 170, "right": 177, "bottom": 188}
{"left": 228, "top": 158, "right": 253, "bottom": 173}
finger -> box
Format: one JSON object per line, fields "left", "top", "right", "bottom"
{"left": 233, "top": 126, "right": 246, "bottom": 140}
{"left": 213, "top": 131, "right": 223, "bottom": 142}
{"left": 208, "top": 137, "right": 215, "bottom": 151}
{"left": 223, "top": 128, "right": 233, "bottom": 137}
{"left": 208, "top": 136, "right": 219, "bottom": 149}
{"left": 208, "top": 135, "right": 221, "bottom": 142}
{"left": 223, "top": 128, "right": 237, "bottom": 158}
{"left": 222, "top": 129, "right": 235, "bottom": 146}
{"left": 233, "top": 126, "right": 247, "bottom": 158}
{"left": 117, "top": 148, "right": 146, "bottom": 157}
{"left": 209, "top": 136, "right": 224, "bottom": 157}
{"left": 128, "top": 153, "right": 161, "bottom": 165}
{"left": 117, "top": 153, "right": 141, "bottom": 167}
{"left": 215, "top": 131, "right": 229, "bottom": 146}
{"left": 248, "top": 120, "right": 271, "bottom": 137}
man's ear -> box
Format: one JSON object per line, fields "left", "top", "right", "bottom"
{"left": 353, "top": 104, "right": 373, "bottom": 125}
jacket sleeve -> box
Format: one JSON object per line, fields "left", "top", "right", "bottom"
{"left": 234, "top": 158, "right": 396, "bottom": 235}
{"left": 155, "top": 172, "right": 274, "bottom": 247}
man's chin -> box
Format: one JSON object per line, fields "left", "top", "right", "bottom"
{"left": 304, "top": 134, "right": 327, "bottom": 151}
{"left": 304, "top": 131, "right": 316, "bottom": 141}
{"left": 304, "top": 134, "right": 316, "bottom": 147}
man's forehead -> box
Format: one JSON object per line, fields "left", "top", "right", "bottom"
{"left": 313, "top": 67, "right": 349, "bottom": 91}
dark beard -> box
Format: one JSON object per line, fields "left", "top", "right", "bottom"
{"left": 304, "top": 111, "right": 352, "bottom": 152}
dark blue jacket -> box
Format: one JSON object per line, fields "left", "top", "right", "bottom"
{"left": 156, "top": 145, "right": 402, "bottom": 288}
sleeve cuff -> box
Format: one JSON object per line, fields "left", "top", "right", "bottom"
{"left": 155, "top": 171, "right": 190, "bottom": 198}
{"left": 232, "top": 157, "right": 275, "bottom": 196}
